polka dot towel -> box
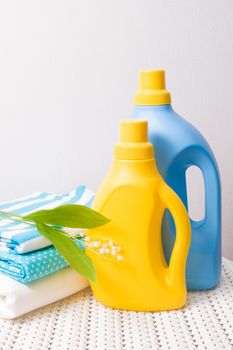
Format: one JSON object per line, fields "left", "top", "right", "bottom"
{"left": 0, "top": 239, "right": 84, "bottom": 284}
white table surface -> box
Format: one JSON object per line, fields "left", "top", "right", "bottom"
{"left": 0, "top": 258, "right": 232, "bottom": 350}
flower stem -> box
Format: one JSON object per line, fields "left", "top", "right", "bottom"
{"left": 0, "top": 210, "right": 37, "bottom": 226}
{"left": 0, "top": 210, "right": 74, "bottom": 240}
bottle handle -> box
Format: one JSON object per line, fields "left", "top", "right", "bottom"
{"left": 160, "top": 182, "right": 191, "bottom": 287}
{"left": 187, "top": 148, "right": 221, "bottom": 239}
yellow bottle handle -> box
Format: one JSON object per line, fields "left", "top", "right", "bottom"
{"left": 160, "top": 182, "right": 191, "bottom": 289}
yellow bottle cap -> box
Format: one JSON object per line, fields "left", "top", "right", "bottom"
{"left": 134, "top": 70, "right": 171, "bottom": 105}
{"left": 114, "top": 120, "right": 154, "bottom": 160}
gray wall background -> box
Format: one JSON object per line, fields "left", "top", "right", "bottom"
{"left": 0, "top": 1, "right": 232, "bottom": 258}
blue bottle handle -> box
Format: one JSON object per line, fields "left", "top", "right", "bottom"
{"left": 164, "top": 144, "right": 221, "bottom": 289}
{"left": 166, "top": 145, "right": 221, "bottom": 244}
{"left": 185, "top": 146, "right": 221, "bottom": 243}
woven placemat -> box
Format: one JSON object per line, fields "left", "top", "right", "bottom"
{"left": 0, "top": 258, "right": 232, "bottom": 350}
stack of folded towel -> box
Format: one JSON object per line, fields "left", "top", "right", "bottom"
{"left": 0, "top": 186, "right": 94, "bottom": 319}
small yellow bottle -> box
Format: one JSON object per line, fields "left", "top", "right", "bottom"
{"left": 87, "top": 120, "right": 191, "bottom": 311}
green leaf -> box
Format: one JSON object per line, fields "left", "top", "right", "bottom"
{"left": 36, "top": 223, "right": 96, "bottom": 282}
{"left": 24, "top": 204, "right": 110, "bottom": 229}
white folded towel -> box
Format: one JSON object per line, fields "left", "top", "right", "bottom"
{"left": 0, "top": 267, "right": 89, "bottom": 319}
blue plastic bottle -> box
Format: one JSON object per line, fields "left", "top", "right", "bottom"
{"left": 132, "top": 70, "right": 221, "bottom": 290}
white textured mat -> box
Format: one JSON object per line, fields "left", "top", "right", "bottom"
{"left": 0, "top": 258, "right": 232, "bottom": 350}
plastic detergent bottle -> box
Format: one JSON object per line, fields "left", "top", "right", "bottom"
{"left": 133, "top": 70, "right": 221, "bottom": 290}
{"left": 86, "top": 120, "right": 191, "bottom": 311}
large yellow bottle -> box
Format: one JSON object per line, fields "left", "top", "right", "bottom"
{"left": 86, "top": 120, "right": 191, "bottom": 311}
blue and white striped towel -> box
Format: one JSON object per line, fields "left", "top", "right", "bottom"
{"left": 0, "top": 186, "right": 94, "bottom": 254}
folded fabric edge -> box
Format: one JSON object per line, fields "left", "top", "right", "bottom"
{"left": 0, "top": 186, "right": 94, "bottom": 255}
{"left": 0, "top": 267, "right": 90, "bottom": 319}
